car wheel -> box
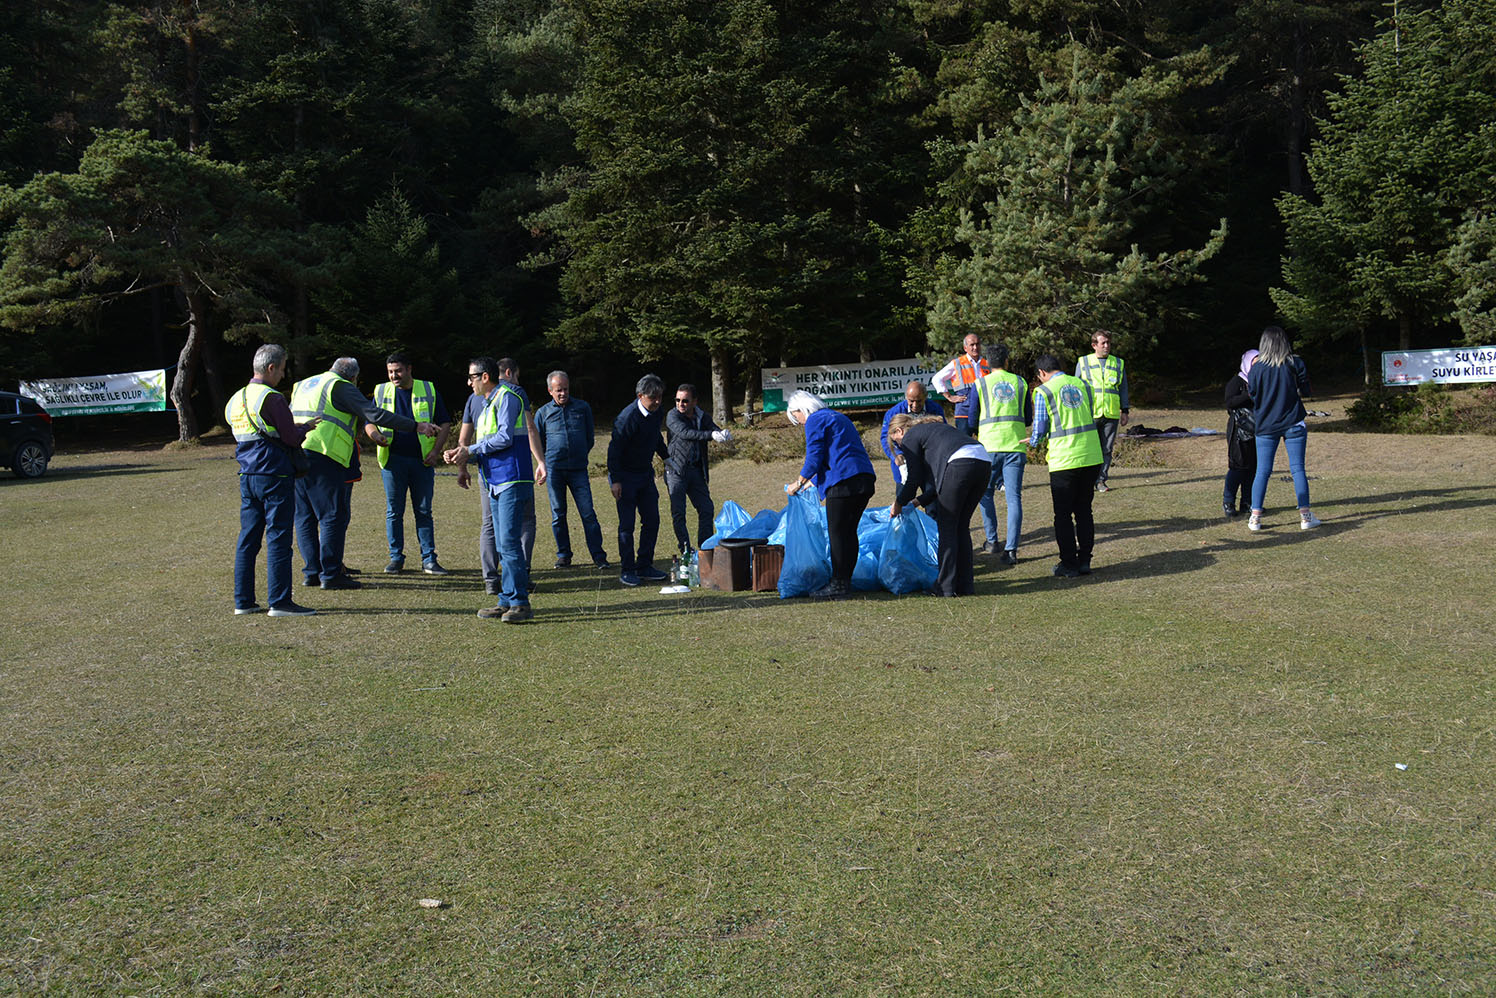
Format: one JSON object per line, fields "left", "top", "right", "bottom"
{"left": 12, "top": 440, "right": 49, "bottom": 478}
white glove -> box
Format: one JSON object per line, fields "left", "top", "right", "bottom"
{"left": 711, "top": 430, "right": 728, "bottom": 443}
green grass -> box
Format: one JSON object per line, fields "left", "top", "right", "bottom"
{"left": 2, "top": 430, "right": 1494, "bottom": 995}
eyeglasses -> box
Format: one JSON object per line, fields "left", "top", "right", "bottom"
{"left": 675, "top": 397, "right": 692, "bottom": 404}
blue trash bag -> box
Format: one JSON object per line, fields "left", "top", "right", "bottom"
{"left": 728, "top": 508, "right": 782, "bottom": 541}
{"left": 700, "top": 500, "right": 752, "bottom": 549}
{"left": 776, "top": 490, "right": 832, "bottom": 598}
{"left": 878, "top": 508, "right": 939, "bottom": 594}
{"left": 767, "top": 483, "right": 821, "bottom": 545}
{"left": 851, "top": 507, "right": 892, "bottom": 591}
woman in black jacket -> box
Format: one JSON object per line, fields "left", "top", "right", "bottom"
{"left": 887, "top": 414, "right": 992, "bottom": 596}
{"left": 1223, "top": 348, "right": 1258, "bottom": 519}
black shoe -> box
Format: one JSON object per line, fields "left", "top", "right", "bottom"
{"left": 1223, "top": 503, "right": 1237, "bottom": 520}
{"left": 321, "top": 574, "right": 361, "bottom": 590}
{"left": 1052, "top": 562, "right": 1082, "bottom": 579}
{"left": 554, "top": 556, "right": 572, "bottom": 569}
{"left": 593, "top": 559, "right": 611, "bottom": 570}
{"left": 999, "top": 550, "right": 1018, "bottom": 566}
{"left": 637, "top": 566, "right": 669, "bottom": 582}
{"left": 302, "top": 575, "right": 319, "bottom": 588}
{"left": 384, "top": 558, "right": 404, "bottom": 574}
{"left": 484, "top": 580, "right": 500, "bottom": 596}
{"left": 340, "top": 565, "right": 361, "bottom": 576}
{"left": 1077, "top": 559, "right": 1092, "bottom": 575}
{"left": 978, "top": 541, "right": 996, "bottom": 555}
{"left": 422, "top": 560, "right": 449, "bottom": 576}
{"left": 268, "top": 602, "right": 316, "bottom": 617}
{"left": 810, "top": 579, "right": 851, "bottom": 600}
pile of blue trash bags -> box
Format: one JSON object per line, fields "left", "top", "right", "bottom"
{"left": 700, "top": 485, "right": 939, "bottom": 599}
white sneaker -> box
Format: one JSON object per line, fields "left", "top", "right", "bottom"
{"left": 1247, "top": 512, "right": 1262, "bottom": 532}
{"left": 1300, "top": 511, "right": 1322, "bottom": 530}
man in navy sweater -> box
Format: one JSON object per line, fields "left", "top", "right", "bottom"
{"left": 607, "top": 374, "right": 671, "bottom": 586}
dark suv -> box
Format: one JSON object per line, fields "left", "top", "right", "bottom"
{"left": 2, "top": 391, "right": 55, "bottom": 478}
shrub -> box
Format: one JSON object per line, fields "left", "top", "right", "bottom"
{"left": 1347, "top": 383, "right": 1496, "bottom": 434}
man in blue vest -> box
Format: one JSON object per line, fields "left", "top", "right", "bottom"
{"left": 365, "top": 350, "right": 451, "bottom": 575}
{"left": 292, "top": 357, "right": 439, "bottom": 590}
{"left": 444, "top": 368, "right": 535, "bottom": 623}
{"left": 228, "top": 344, "right": 318, "bottom": 617}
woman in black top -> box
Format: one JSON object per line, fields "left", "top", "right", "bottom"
{"left": 1222, "top": 348, "right": 1257, "bottom": 519}
{"left": 887, "top": 414, "right": 992, "bottom": 596}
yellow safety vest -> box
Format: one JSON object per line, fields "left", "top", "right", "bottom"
{"left": 290, "top": 372, "right": 356, "bottom": 467}
{"left": 1036, "top": 373, "right": 1102, "bottom": 471}
{"left": 372, "top": 379, "right": 437, "bottom": 466}
{"left": 225, "top": 383, "right": 278, "bottom": 442}
{"left": 1076, "top": 354, "right": 1124, "bottom": 420}
{"left": 974, "top": 369, "right": 1028, "bottom": 454}
{"left": 475, "top": 383, "right": 532, "bottom": 487}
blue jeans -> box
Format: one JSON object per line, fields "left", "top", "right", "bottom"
{"left": 235, "top": 474, "right": 295, "bottom": 609}
{"left": 489, "top": 484, "right": 533, "bottom": 608}
{"left": 1251, "top": 424, "right": 1309, "bottom": 511}
{"left": 546, "top": 466, "right": 607, "bottom": 562}
{"left": 613, "top": 471, "right": 659, "bottom": 574}
{"left": 979, "top": 451, "right": 1026, "bottom": 552}
{"left": 380, "top": 453, "right": 436, "bottom": 564}
{"left": 295, "top": 453, "right": 346, "bottom": 583}
{"left": 480, "top": 482, "right": 535, "bottom": 583}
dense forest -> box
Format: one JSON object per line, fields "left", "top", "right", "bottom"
{"left": 1, "top": 0, "right": 1493, "bottom": 438}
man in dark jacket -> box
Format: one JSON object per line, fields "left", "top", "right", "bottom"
{"left": 607, "top": 373, "right": 671, "bottom": 587}
{"left": 664, "top": 383, "right": 731, "bottom": 554}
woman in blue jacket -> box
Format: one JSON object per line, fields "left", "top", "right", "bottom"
{"left": 1246, "top": 326, "right": 1321, "bottom": 531}
{"left": 785, "top": 391, "right": 876, "bottom": 599}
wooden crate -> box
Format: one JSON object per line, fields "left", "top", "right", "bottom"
{"left": 709, "top": 542, "right": 755, "bottom": 592}
{"left": 751, "top": 544, "right": 784, "bottom": 591}
{"left": 697, "top": 547, "right": 719, "bottom": 590}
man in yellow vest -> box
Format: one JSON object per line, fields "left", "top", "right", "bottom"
{"left": 1030, "top": 353, "right": 1104, "bottom": 578}
{"left": 292, "top": 356, "right": 440, "bottom": 590}
{"left": 1074, "top": 329, "right": 1130, "bottom": 492}
{"left": 970, "top": 343, "right": 1032, "bottom": 565}
{"left": 228, "top": 344, "right": 319, "bottom": 617}
{"left": 931, "top": 332, "right": 992, "bottom": 436}
{"left": 364, "top": 350, "right": 451, "bottom": 575}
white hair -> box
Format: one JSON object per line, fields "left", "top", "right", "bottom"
{"left": 785, "top": 390, "right": 825, "bottom": 419}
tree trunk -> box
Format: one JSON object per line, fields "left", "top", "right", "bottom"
{"left": 169, "top": 287, "right": 208, "bottom": 442}
{"left": 1398, "top": 313, "right": 1412, "bottom": 350}
{"left": 1360, "top": 326, "right": 1376, "bottom": 386}
{"left": 1286, "top": 23, "right": 1308, "bottom": 197}
{"left": 710, "top": 343, "right": 733, "bottom": 426}
{"left": 198, "top": 325, "right": 228, "bottom": 417}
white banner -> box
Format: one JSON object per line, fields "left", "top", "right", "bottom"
{"left": 1383, "top": 347, "right": 1496, "bottom": 385}
{"left": 761, "top": 358, "right": 935, "bottom": 412}
{"left": 19, "top": 369, "right": 169, "bottom": 416}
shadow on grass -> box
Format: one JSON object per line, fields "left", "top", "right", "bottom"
{"left": 24, "top": 463, "right": 188, "bottom": 480}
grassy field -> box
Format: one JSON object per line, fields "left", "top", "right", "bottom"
{"left": 3, "top": 398, "right": 1495, "bottom": 996}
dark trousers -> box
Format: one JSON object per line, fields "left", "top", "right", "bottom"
{"left": 613, "top": 471, "right": 660, "bottom": 573}
{"left": 1223, "top": 467, "right": 1254, "bottom": 511}
{"left": 665, "top": 466, "right": 715, "bottom": 551}
{"left": 295, "top": 453, "right": 347, "bottom": 583}
{"left": 1095, "top": 417, "right": 1119, "bottom": 485}
{"left": 933, "top": 459, "right": 990, "bottom": 596}
{"left": 235, "top": 473, "right": 294, "bottom": 609}
{"left": 1048, "top": 463, "right": 1101, "bottom": 567}
{"left": 825, "top": 473, "right": 875, "bottom": 584}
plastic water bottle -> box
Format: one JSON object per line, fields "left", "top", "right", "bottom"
{"left": 686, "top": 549, "right": 699, "bottom": 587}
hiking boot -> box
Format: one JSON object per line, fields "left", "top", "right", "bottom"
{"left": 501, "top": 605, "right": 533, "bottom": 624}
{"left": 268, "top": 602, "right": 316, "bottom": 617}
{"left": 810, "top": 579, "right": 851, "bottom": 600}
{"left": 477, "top": 604, "right": 509, "bottom": 619}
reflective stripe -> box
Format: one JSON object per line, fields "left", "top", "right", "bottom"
{"left": 372, "top": 379, "right": 437, "bottom": 466}
{"left": 226, "top": 383, "right": 279, "bottom": 442}
{"left": 1077, "top": 355, "right": 1124, "bottom": 418}
{"left": 291, "top": 373, "right": 355, "bottom": 466}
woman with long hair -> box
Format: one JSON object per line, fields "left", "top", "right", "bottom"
{"left": 1246, "top": 327, "right": 1320, "bottom": 531}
